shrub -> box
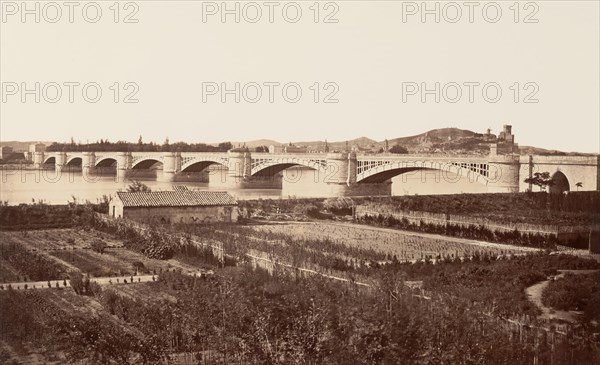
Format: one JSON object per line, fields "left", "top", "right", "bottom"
{"left": 90, "top": 239, "right": 107, "bottom": 254}
{"left": 323, "top": 197, "right": 354, "bottom": 216}
{"left": 132, "top": 261, "right": 145, "bottom": 273}
{"left": 542, "top": 272, "right": 600, "bottom": 322}
{"left": 126, "top": 180, "right": 151, "bottom": 193}
{"left": 69, "top": 272, "right": 84, "bottom": 295}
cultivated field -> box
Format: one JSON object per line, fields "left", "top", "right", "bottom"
{"left": 249, "top": 221, "right": 539, "bottom": 261}
{"left": 0, "top": 207, "right": 599, "bottom": 364}
{"left": 0, "top": 229, "right": 122, "bottom": 251}
{"left": 0, "top": 229, "right": 203, "bottom": 282}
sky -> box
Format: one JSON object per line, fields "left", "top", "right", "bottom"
{"left": 1, "top": 0, "right": 599, "bottom": 153}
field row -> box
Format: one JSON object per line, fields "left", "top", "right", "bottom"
{"left": 248, "top": 221, "right": 538, "bottom": 262}
{"left": 5, "top": 228, "right": 122, "bottom": 251}
{"left": 0, "top": 221, "right": 547, "bottom": 286}
{"left": 0, "top": 230, "right": 203, "bottom": 282}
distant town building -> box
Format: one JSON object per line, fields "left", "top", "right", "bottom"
{"left": 285, "top": 145, "right": 308, "bottom": 153}
{"left": 268, "top": 145, "right": 281, "bottom": 153}
{"left": 109, "top": 190, "right": 238, "bottom": 223}
{"left": 496, "top": 124, "right": 518, "bottom": 154}
{"left": 483, "top": 128, "right": 496, "bottom": 141}
{"left": 0, "top": 146, "right": 13, "bottom": 159}
{"left": 351, "top": 145, "right": 371, "bottom": 153}
{"left": 268, "top": 144, "right": 308, "bottom": 154}
{"left": 498, "top": 125, "right": 515, "bottom": 144}
{"left": 29, "top": 143, "right": 46, "bottom": 153}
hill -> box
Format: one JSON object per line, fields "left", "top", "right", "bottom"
{"left": 4, "top": 128, "right": 593, "bottom": 155}
{"left": 286, "top": 128, "right": 495, "bottom": 154}
{"left": 390, "top": 128, "right": 477, "bottom": 144}
{"left": 0, "top": 141, "right": 52, "bottom": 152}
{"left": 384, "top": 128, "right": 490, "bottom": 154}
{"left": 517, "top": 145, "right": 592, "bottom": 156}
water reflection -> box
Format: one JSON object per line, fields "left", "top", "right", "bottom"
{"left": 0, "top": 167, "right": 488, "bottom": 205}
{"left": 0, "top": 169, "right": 281, "bottom": 205}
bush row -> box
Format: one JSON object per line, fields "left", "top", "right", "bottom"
{"left": 358, "top": 213, "right": 561, "bottom": 249}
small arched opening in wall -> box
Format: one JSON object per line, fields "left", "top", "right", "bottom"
{"left": 549, "top": 171, "right": 570, "bottom": 194}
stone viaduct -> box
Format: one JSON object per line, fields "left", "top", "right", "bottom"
{"left": 33, "top": 149, "right": 600, "bottom": 196}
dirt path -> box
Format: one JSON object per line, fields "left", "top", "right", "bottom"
{"left": 525, "top": 269, "right": 599, "bottom": 323}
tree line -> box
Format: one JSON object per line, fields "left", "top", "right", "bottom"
{"left": 46, "top": 139, "right": 234, "bottom": 153}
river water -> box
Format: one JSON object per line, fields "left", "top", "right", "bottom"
{"left": 0, "top": 168, "right": 487, "bottom": 205}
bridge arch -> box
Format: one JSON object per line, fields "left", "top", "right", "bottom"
{"left": 95, "top": 157, "right": 117, "bottom": 168}
{"left": 131, "top": 158, "right": 163, "bottom": 170}
{"left": 549, "top": 171, "right": 570, "bottom": 194}
{"left": 181, "top": 161, "right": 226, "bottom": 173}
{"left": 181, "top": 157, "right": 230, "bottom": 173}
{"left": 43, "top": 156, "right": 56, "bottom": 165}
{"left": 66, "top": 157, "right": 82, "bottom": 166}
{"left": 251, "top": 158, "right": 327, "bottom": 177}
{"left": 357, "top": 161, "right": 490, "bottom": 185}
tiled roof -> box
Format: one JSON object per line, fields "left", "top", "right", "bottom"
{"left": 116, "top": 191, "right": 237, "bottom": 207}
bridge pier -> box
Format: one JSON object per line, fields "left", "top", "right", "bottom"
{"left": 33, "top": 152, "right": 45, "bottom": 169}
{"left": 323, "top": 152, "right": 355, "bottom": 195}
{"left": 116, "top": 152, "right": 132, "bottom": 182}
{"left": 208, "top": 151, "right": 282, "bottom": 189}
{"left": 280, "top": 150, "right": 391, "bottom": 197}
{"left": 82, "top": 152, "right": 97, "bottom": 179}
{"left": 319, "top": 152, "right": 391, "bottom": 197}
{"left": 229, "top": 150, "right": 251, "bottom": 183}
{"left": 54, "top": 152, "right": 67, "bottom": 175}
{"left": 486, "top": 154, "right": 520, "bottom": 193}
{"left": 159, "top": 152, "right": 182, "bottom": 182}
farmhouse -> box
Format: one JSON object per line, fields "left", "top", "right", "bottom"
{"left": 109, "top": 190, "right": 239, "bottom": 224}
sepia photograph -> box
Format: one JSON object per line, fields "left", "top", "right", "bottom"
{"left": 1, "top": 1, "right": 599, "bottom": 364}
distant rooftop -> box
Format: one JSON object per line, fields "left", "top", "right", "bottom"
{"left": 116, "top": 191, "right": 237, "bottom": 207}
